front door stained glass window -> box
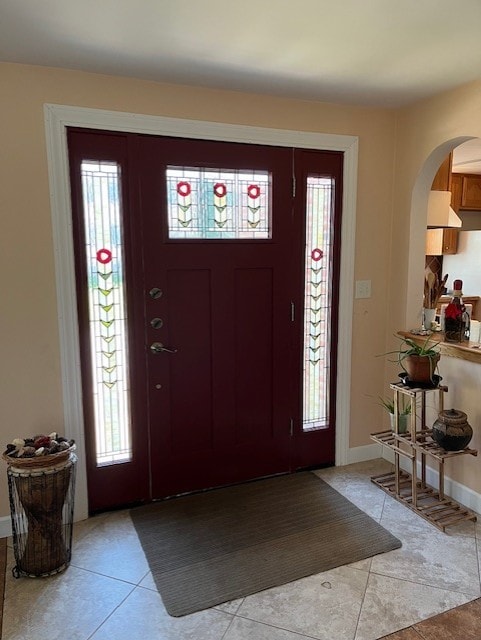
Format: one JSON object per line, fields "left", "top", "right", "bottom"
{"left": 166, "top": 166, "right": 271, "bottom": 239}
{"left": 81, "top": 160, "right": 132, "bottom": 465}
{"left": 303, "top": 176, "right": 334, "bottom": 431}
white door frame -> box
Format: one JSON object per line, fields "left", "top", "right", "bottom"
{"left": 44, "top": 103, "right": 358, "bottom": 521}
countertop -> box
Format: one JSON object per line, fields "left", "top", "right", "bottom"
{"left": 398, "top": 331, "right": 481, "bottom": 365}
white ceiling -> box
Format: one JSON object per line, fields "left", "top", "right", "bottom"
{"left": 452, "top": 139, "right": 481, "bottom": 175}
{"left": 3, "top": 0, "right": 481, "bottom": 108}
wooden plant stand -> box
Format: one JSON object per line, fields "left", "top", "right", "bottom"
{"left": 370, "top": 381, "right": 478, "bottom": 531}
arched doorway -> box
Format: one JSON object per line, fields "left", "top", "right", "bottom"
{"left": 406, "top": 137, "right": 475, "bottom": 327}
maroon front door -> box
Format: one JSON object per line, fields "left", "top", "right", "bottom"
{"left": 68, "top": 128, "right": 342, "bottom": 512}
{"left": 137, "top": 135, "right": 295, "bottom": 498}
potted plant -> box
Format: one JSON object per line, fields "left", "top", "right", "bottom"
{"left": 383, "top": 335, "right": 441, "bottom": 384}
{"left": 378, "top": 396, "right": 411, "bottom": 433}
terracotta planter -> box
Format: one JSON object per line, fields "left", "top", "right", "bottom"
{"left": 403, "top": 354, "right": 440, "bottom": 383}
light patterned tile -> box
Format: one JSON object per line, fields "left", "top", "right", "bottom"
{"left": 225, "top": 617, "right": 314, "bottom": 640}
{"left": 237, "top": 565, "right": 369, "bottom": 640}
{"left": 89, "top": 585, "right": 232, "bottom": 640}
{"left": 138, "top": 570, "right": 157, "bottom": 591}
{"left": 474, "top": 520, "right": 481, "bottom": 540}
{"left": 72, "top": 511, "right": 112, "bottom": 544}
{"left": 315, "top": 462, "right": 389, "bottom": 520}
{"left": 348, "top": 557, "right": 373, "bottom": 572}
{"left": 2, "top": 561, "right": 133, "bottom": 640}
{"left": 214, "top": 598, "right": 244, "bottom": 615}
{"left": 355, "top": 573, "right": 475, "bottom": 640}
{"left": 374, "top": 511, "right": 481, "bottom": 595}
{"left": 71, "top": 510, "right": 149, "bottom": 584}
{"left": 4, "top": 459, "right": 480, "bottom": 640}
{"left": 381, "top": 495, "right": 477, "bottom": 537}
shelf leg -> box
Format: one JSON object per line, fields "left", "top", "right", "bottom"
{"left": 395, "top": 452, "right": 400, "bottom": 496}
{"left": 412, "top": 448, "right": 418, "bottom": 508}
{"left": 421, "top": 390, "right": 426, "bottom": 442}
{"left": 439, "top": 460, "right": 445, "bottom": 500}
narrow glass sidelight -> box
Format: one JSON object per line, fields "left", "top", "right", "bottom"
{"left": 166, "top": 166, "right": 271, "bottom": 239}
{"left": 80, "top": 161, "right": 132, "bottom": 465}
{"left": 302, "top": 176, "right": 335, "bottom": 431}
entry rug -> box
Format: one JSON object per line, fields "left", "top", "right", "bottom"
{"left": 130, "top": 471, "right": 401, "bottom": 617}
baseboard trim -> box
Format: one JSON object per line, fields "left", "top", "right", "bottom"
{"left": 347, "top": 443, "right": 382, "bottom": 465}
{"left": 0, "top": 516, "right": 11, "bottom": 539}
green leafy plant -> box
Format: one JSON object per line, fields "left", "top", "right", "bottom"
{"left": 377, "top": 396, "right": 412, "bottom": 416}
{"left": 381, "top": 335, "right": 441, "bottom": 381}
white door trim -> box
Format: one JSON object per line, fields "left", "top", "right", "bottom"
{"left": 44, "top": 103, "right": 358, "bottom": 520}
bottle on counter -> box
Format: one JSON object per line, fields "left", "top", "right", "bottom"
{"left": 444, "top": 279, "right": 470, "bottom": 342}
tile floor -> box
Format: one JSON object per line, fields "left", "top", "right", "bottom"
{"left": 2, "top": 458, "right": 481, "bottom": 640}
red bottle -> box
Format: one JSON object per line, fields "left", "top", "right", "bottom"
{"left": 444, "top": 279, "right": 468, "bottom": 342}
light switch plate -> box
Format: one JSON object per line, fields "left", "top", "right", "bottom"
{"left": 355, "top": 279, "right": 371, "bottom": 299}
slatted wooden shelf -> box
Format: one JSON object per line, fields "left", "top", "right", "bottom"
{"left": 411, "top": 430, "right": 477, "bottom": 461}
{"left": 371, "top": 470, "right": 477, "bottom": 531}
{"left": 370, "top": 430, "right": 414, "bottom": 460}
{"left": 372, "top": 428, "right": 477, "bottom": 461}
{"left": 370, "top": 382, "right": 478, "bottom": 532}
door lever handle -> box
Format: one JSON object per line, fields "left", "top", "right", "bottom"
{"left": 150, "top": 342, "right": 178, "bottom": 354}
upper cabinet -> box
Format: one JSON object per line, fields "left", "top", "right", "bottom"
{"left": 427, "top": 157, "right": 458, "bottom": 254}
{"left": 431, "top": 152, "right": 481, "bottom": 212}
{"left": 450, "top": 172, "right": 481, "bottom": 212}
{"left": 460, "top": 175, "right": 481, "bottom": 210}
{"left": 425, "top": 228, "right": 458, "bottom": 255}
{"left": 450, "top": 174, "right": 463, "bottom": 213}
{"left": 431, "top": 153, "right": 452, "bottom": 191}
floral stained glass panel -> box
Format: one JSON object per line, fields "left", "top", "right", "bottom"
{"left": 81, "top": 160, "right": 132, "bottom": 466}
{"left": 166, "top": 166, "right": 271, "bottom": 239}
{"left": 303, "top": 176, "right": 334, "bottom": 431}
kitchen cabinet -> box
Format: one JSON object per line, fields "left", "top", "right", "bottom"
{"left": 431, "top": 153, "right": 452, "bottom": 191}
{"left": 462, "top": 175, "right": 481, "bottom": 209}
{"left": 425, "top": 228, "right": 458, "bottom": 255}
{"left": 429, "top": 155, "right": 481, "bottom": 211}
{"left": 450, "top": 173, "right": 481, "bottom": 210}
{"left": 450, "top": 174, "right": 463, "bottom": 213}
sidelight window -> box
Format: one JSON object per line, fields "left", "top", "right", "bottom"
{"left": 302, "top": 176, "right": 335, "bottom": 431}
{"left": 80, "top": 160, "right": 132, "bottom": 465}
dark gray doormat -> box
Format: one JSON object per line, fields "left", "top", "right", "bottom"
{"left": 130, "top": 471, "right": 401, "bottom": 617}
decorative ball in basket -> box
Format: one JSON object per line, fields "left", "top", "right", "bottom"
{"left": 3, "top": 432, "right": 76, "bottom": 578}
{"left": 2, "top": 433, "right": 75, "bottom": 467}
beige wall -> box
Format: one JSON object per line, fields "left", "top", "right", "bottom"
{"left": 0, "top": 62, "right": 397, "bottom": 519}
{"left": 3, "top": 62, "right": 481, "bottom": 517}
{"left": 392, "top": 80, "right": 481, "bottom": 495}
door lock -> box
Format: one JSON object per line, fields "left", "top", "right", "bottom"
{"left": 150, "top": 317, "right": 164, "bottom": 329}
{"left": 148, "top": 287, "right": 163, "bottom": 299}
{"left": 150, "top": 342, "right": 177, "bottom": 354}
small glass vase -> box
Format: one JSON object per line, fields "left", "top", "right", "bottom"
{"left": 423, "top": 308, "right": 436, "bottom": 330}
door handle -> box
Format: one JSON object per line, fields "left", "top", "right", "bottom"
{"left": 150, "top": 342, "right": 177, "bottom": 354}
